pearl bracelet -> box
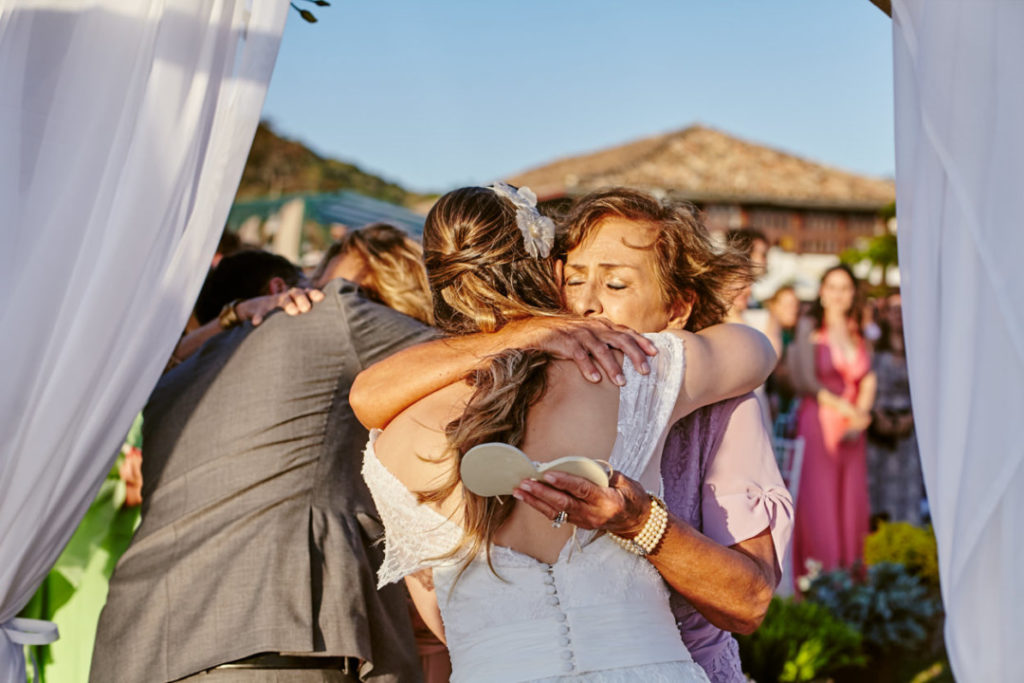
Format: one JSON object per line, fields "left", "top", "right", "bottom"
{"left": 609, "top": 494, "right": 669, "bottom": 557}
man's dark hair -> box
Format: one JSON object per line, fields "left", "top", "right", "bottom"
{"left": 193, "top": 250, "right": 303, "bottom": 324}
{"left": 725, "top": 227, "right": 768, "bottom": 256}
{"left": 217, "top": 229, "right": 242, "bottom": 259}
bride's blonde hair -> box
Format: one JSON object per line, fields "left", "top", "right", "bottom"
{"left": 419, "top": 186, "right": 563, "bottom": 578}
{"left": 422, "top": 186, "right": 562, "bottom": 334}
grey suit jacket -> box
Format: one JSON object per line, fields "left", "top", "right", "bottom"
{"left": 91, "top": 280, "right": 436, "bottom": 683}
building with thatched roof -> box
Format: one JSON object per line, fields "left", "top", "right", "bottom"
{"left": 506, "top": 125, "right": 895, "bottom": 254}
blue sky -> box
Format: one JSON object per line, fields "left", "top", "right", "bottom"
{"left": 261, "top": 1, "right": 894, "bottom": 194}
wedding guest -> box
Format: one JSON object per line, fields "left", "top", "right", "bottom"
{"left": 92, "top": 277, "right": 438, "bottom": 682}
{"left": 722, "top": 227, "right": 769, "bottom": 324}
{"left": 867, "top": 293, "right": 926, "bottom": 525}
{"left": 766, "top": 285, "right": 800, "bottom": 351}
{"left": 311, "top": 223, "right": 433, "bottom": 324}
{"left": 861, "top": 298, "right": 883, "bottom": 347}
{"left": 788, "top": 265, "right": 877, "bottom": 578}
{"left": 212, "top": 228, "right": 243, "bottom": 268}
{"left": 764, "top": 284, "right": 801, "bottom": 423}
{"left": 544, "top": 193, "right": 790, "bottom": 682}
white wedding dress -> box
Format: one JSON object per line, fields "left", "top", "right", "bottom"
{"left": 362, "top": 333, "right": 710, "bottom": 683}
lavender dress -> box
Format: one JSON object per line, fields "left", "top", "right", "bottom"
{"left": 661, "top": 393, "right": 794, "bottom": 682}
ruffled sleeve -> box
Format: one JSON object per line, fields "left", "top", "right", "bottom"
{"left": 700, "top": 395, "right": 794, "bottom": 577}
{"left": 361, "top": 430, "right": 464, "bottom": 587}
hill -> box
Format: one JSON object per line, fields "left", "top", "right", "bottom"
{"left": 236, "top": 122, "right": 429, "bottom": 207}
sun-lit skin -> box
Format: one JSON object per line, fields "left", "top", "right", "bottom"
{"left": 814, "top": 267, "right": 864, "bottom": 368}
{"left": 562, "top": 217, "right": 690, "bottom": 334}
{"left": 315, "top": 250, "right": 370, "bottom": 289}
{"left": 769, "top": 288, "right": 800, "bottom": 329}
{"left": 750, "top": 238, "right": 768, "bottom": 273}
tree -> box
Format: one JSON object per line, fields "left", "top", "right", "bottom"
{"left": 840, "top": 231, "right": 898, "bottom": 294}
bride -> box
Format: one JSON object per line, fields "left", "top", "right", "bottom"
{"left": 361, "top": 184, "right": 774, "bottom": 682}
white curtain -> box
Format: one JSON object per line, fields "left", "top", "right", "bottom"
{"left": 0, "top": 1, "right": 287, "bottom": 679}
{"left": 892, "top": 1, "right": 1024, "bottom": 680}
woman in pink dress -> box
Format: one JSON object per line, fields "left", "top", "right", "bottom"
{"left": 789, "top": 264, "right": 876, "bottom": 578}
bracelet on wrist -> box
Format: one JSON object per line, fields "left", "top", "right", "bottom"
{"left": 609, "top": 494, "right": 669, "bottom": 557}
{"left": 218, "top": 299, "right": 244, "bottom": 330}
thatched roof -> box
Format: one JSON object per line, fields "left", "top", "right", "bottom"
{"left": 506, "top": 124, "right": 895, "bottom": 211}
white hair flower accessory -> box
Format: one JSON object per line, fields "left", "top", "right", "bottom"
{"left": 488, "top": 183, "right": 556, "bottom": 258}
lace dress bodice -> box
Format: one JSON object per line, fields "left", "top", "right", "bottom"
{"left": 362, "top": 333, "right": 709, "bottom": 682}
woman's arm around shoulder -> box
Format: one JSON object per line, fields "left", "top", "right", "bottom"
{"left": 664, "top": 322, "right": 777, "bottom": 421}
{"left": 351, "top": 317, "right": 658, "bottom": 429}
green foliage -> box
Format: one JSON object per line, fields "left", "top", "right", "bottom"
{"left": 840, "top": 232, "right": 898, "bottom": 269}
{"left": 236, "top": 122, "right": 432, "bottom": 207}
{"left": 840, "top": 230, "right": 899, "bottom": 295}
{"left": 290, "top": 0, "right": 330, "bottom": 23}
{"left": 803, "top": 562, "right": 942, "bottom": 655}
{"left": 19, "top": 416, "right": 144, "bottom": 681}
{"left": 737, "top": 598, "right": 866, "bottom": 682}
{"left": 19, "top": 461, "right": 141, "bottom": 681}
{"left": 864, "top": 522, "right": 940, "bottom": 590}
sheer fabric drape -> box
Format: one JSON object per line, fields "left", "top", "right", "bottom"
{"left": 892, "top": 1, "right": 1024, "bottom": 680}
{"left": 0, "top": 1, "right": 287, "bottom": 679}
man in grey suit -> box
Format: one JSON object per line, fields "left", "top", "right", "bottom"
{"left": 91, "top": 279, "right": 436, "bottom": 682}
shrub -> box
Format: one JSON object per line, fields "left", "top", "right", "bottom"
{"left": 737, "top": 597, "right": 866, "bottom": 682}
{"left": 802, "top": 562, "right": 942, "bottom": 655}
{"left": 864, "top": 521, "right": 940, "bottom": 589}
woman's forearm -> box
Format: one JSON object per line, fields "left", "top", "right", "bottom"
{"left": 648, "top": 521, "right": 776, "bottom": 634}
{"left": 165, "top": 319, "right": 223, "bottom": 372}
{"left": 351, "top": 335, "right": 498, "bottom": 429}
{"left": 351, "top": 317, "right": 659, "bottom": 429}
{"left": 513, "top": 470, "right": 777, "bottom": 633}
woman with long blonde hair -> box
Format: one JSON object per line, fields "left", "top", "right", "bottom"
{"left": 361, "top": 184, "right": 775, "bottom": 682}
{"left": 312, "top": 222, "right": 434, "bottom": 324}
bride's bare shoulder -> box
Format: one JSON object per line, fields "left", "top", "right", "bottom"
{"left": 375, "top": 382, "right": 469, "bottom": 465}
{"left": 544, "top": 357, "right": 623, "bottom": 397}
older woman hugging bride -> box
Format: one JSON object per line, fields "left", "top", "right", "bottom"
{"left": 356, "top": 184, "right": 778, "bottom": 682}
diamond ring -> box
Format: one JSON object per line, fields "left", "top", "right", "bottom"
{"left": 551, "top": 510, "right": 568, "bottom": 528}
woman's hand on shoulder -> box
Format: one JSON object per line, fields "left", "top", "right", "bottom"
{"left": 511, "top": 470, "right": 650, "bottom": 537}
{"left": 502, "top": 317, "right": 658, "bottom": 387}
{"left": 237, "top": 287, "right": 325, "bottom": 326}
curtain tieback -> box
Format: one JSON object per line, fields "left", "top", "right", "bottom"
{"left": 1, "top": 618, "right": 58, "bottom": 646}
{"left": 2, "top": 618, "right": 59, "bottom": 683}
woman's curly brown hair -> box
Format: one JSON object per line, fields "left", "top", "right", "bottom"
{"left": 560, "top": 188, "right": 754, "bottom": 331}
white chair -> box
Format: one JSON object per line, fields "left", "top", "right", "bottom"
{"left": 771, "top": 435, "right": 804, "bottom": 597}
